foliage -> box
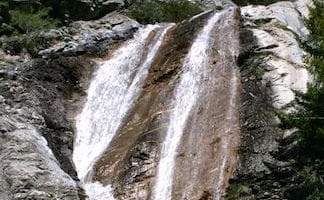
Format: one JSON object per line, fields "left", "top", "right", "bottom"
{"left": 231, "top": 0, "right": 283, "bottom": 6}
{"left": 280, "top": 1, "right": 324, "bottom": 198}
{"left": 127, "top": 0, "right": 202, "bottom": 24}
{"left": 284, "top": 0, "right": 324, "bottom": 160}
{"left": 305, "top": 0, "right": 324, "bottom": 58}
{"left": 297, "top": 164, "right": 324, "bottom": 200}
{"left": 9, "top": 8, "right": 59, "bottom": 34}
{"left": 19, "top": 37, "right": 41, "bottom": 57}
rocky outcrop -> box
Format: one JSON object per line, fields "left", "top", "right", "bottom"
{"left": 0, "top": 12, "right": 138, "bottom": 58}
{"left": 0, "top": 0, "right": 316, "bottom": 199}
{"left": 195, "top": 0, "right": 235, "bottom": 9}
{"left": 0, "top": 128, "right": 79, "bottom": 200}
{"left": 227, "top": 0, "right": 312, "bottom": 199}
{"left": 0, "top": 51, "right": 92, "bottom": 199}
{"left": 39, "top": 12, "right": 139, "bottom": 58}
{"left": 0, "top": 9, "right": 140, "bottom": 199}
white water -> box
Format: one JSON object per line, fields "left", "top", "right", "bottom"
{"left": 153, "top": 12, "right": 223, "bottom": 200}
{"left": 73, "top": 24, "right": 173, "bottom": 200}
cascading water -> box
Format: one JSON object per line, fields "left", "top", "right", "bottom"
{"left": 72, "top": 7, "right": 240, "bottom": 200}
{"left": 153, "top": 12, "right": 224, "bottom": 200}
{"left": 73, "top": 24, "right": 173, "bottom": 200}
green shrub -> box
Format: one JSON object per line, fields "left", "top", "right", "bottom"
{"left": 280, "top": 1, "right": 324, "bottom": 198}
{"left": 9, "top": 7, "right": 59, "bottom": 34}
{"left": 296, "top": 164, "right": 324, "bottom": 200}
{"left": 294, "top": 0, "right": 324, "bottom": 159}
{"left": 231, "top": 0, "right": 283, "bottom": 6}
{"left": 127, "top": 0, "right": 202, "bottom": 24}
{"left": 305, "top": 0, "right": 324, "bottom": 58}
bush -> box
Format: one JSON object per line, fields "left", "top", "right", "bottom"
{"left": 305, "top": 0, "right": 324, "bottom": 58}
{"left": 294, "top": 0, "right": 324, "bottom": 159}
{"left": 280, "top": 1, "right": 324, "bottom": 198}
{"left": 9, "top": 7, "right": 59, "bottom": 34}
{"left": 127, "top": 0, "right": 202, "bottom": 24}
{"left": 231, "top": 0, "right": 282, "bottom": 6}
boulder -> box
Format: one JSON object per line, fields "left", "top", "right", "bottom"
{"left": 194, "top": 0, "right": 235, "bottom": 9}
{"left": 0, "top": 49, "right": 95, "bottom": 199}
{"left": 39, "top": 12, "right": 139, "bottom": 57}
{"left": 0, "top": 129, "right": 80, "bottom": 200}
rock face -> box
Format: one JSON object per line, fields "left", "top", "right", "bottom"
{"left": 0, "top": 0, "right": 315, "bottom": 199}
{"left": 195, "top": 0, "right": 235, "bottom": 9}
{"left": 0, "top": 10, "right": 139, "bottom": 199}
{"left": 227, "top": 0, "right": 312, "bottom": 199}
{"left": 170, "top": 8, "right": 240, "bottom": 200}
{"left": 0, "top": 51, "right": 90, "bottom": 199}
{"left": 0, "top": 7, "right": 137, "bottom": 200}
{"left": 39, "top": 12, "right": 139, "bottom": 58}
{"left": 0, "top": 128, "right": 79, "bottom": 200}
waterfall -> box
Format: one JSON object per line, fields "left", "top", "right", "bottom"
{"left": 214, "top": 65, "right": 239, "bottom": 199}
{"left": 153, "top": 12, "right": 223, "bottom": 200}
{"left": 73, "top": 24, "right": 173, "bottom": 200}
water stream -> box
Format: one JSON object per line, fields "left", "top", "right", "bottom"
{"left": 73, "top": 8, "right": 240, "bottom": 200}
{"left": 73, "top": 24, "right": 173, "bottom": 200}
{"left": 152, "top": 12, "right": 223, "bottom": 200}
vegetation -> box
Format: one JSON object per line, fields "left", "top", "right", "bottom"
{"left": 0, "top": 0, "right": 61, "bottom": 56}
{"left": 127, "top": 0, "right": 202, "bottom": 24}
{"left": 9, "top": 8, "right": 59, "bottom": 34}
{"left": 282, "top": 0, "right": 324, "bottom": 160}
{"left": 231, "top": 0, "right": 282, "bottom": 6}
{"left": 280, "top": 1, "right": 324, "bottom": 198}
{"left": 0, "top": 0, "right": 60, "bottom": 36}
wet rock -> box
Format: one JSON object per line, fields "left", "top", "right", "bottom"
{"left": 92, "top": 11, "right": 214, "bottom": 199}
{"left": 114, "top": 137, "right": 161, "bottom": 200}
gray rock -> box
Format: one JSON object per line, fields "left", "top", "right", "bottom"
{"left": 228, "top": 1, "right": 313, "bottom": 199}
{"left": 0, "top": 49, "right": 97, "bottom": 199}
{"left": 194, "top": 0, "right": 235, "bottom": 9}
{"left": 39, "top": 12, "right": 139, "bottom": 58}
{"left": 0, "top": 128, "right": 80, "bottom": 200}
